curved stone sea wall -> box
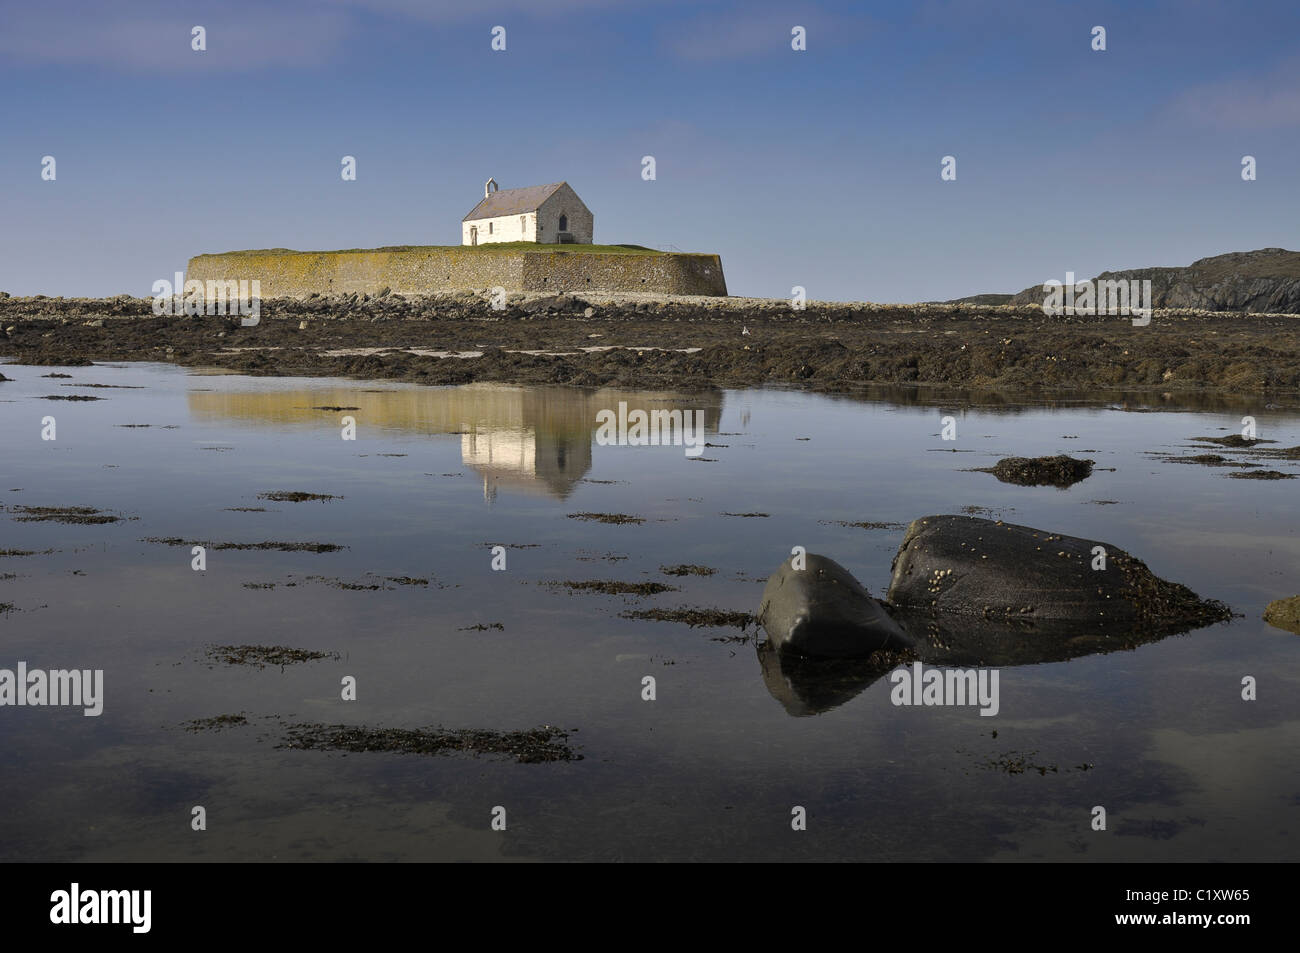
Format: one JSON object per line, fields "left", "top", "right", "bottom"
{"left": 186, "top": 247, "right": 727, "bottom": 298}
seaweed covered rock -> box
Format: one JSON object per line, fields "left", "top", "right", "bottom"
{"left": 1264, "top": 595, "right": 1300, "bottom": 635}
{"left": 886, "top": 515, "right": 1230, "bottom": 633}
{"left": 977, "top": 455, "right": 1094, "bottom": 488}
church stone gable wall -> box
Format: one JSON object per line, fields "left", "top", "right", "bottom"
{"left": 537, "top": 185, "right": 594, "bottom": 244}
{"left": 187, "top": 248, "right": 726, "bottom": 298}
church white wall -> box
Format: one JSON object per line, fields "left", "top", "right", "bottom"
{"left": 462, "top": 212, "right": 536, "bottom": 245}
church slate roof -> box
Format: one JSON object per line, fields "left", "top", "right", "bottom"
{"left": 463, "top": 182, "right": 568, "bottom": 221}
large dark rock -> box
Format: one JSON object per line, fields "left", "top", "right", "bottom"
{"left": 886, "top": 515, "right": 1230, "bottom": 632}
{"left": 752, "top": 520, "right": 1233, "bottom": 716}
{"left": 756, "top": 553, "right": 913, "bottom": 659}
{"left": 753, "top": 517, "right": 1233, "bottom": 716}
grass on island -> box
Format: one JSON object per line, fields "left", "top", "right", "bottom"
{"left": 199, "top": 242, "right": 676, "bottom": 258}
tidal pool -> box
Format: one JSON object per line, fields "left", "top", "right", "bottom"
{"left": 0, "top": 362, "right": 1296, "bottom": 861}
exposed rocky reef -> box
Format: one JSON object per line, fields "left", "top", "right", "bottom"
{"left": 5, "top": 292, "right": 1300, "bottom": 395}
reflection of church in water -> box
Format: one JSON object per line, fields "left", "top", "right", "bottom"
{"left": 187, "top": 382, "right": 724, "bottom": 502}
{"left": 463, "top": 415, "right": 591, "bottom": 503}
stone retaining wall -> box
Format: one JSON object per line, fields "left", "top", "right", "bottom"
{"left": 186, "top": 247, "right": 727, "bottom": 298}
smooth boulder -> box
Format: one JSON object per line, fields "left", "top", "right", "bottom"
{"left": 756, "top": 553, "right": 914, "bottom": 659}
{"left": 886, "top": 515, "right": 1230, "bottom": 632}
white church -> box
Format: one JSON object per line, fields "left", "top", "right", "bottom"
{"left": 461, "top": 179, "right": 594, "bottom": 246}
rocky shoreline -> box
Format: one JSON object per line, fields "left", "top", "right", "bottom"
{"left": 3, "top": 291, "right": 1300, "bottom": 396}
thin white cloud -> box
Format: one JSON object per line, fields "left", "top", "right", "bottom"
{"left": 0, "top": 0, "right": 629, "bottom": 70}
{"left": 0, "top": 2, "right": 349, "bottom": 70}
{"left": 320, "top": 0, "right": 619, "bottom": 21}
{"left": 667, "top": 4, "right": 859, "bottom": 61}
{"left": 1165, "top": 57, "right": 1300, "bottom": 130}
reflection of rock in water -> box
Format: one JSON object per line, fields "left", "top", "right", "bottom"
{"left": 188, "top": 383, "right": 723, "bottom": 501}
{"left": 758, "top": 642, "right": 909, "bottom": 718}
{"left": 884, "top": 607, "right": 1182, "bottom": 667}
{"left": 757, "top": 608, "right": 1210, "bottom": 717}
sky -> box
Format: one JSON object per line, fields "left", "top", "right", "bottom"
{"left": 1, "top": 0, "right": 1298, "bottom": 302}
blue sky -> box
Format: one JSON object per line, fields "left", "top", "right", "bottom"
{"left": 2, "top": 0, "right": 1298, "bottom": 301}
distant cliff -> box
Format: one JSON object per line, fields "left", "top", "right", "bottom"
{"left": 1007, "top": 248, "right": 1300, "bottom": 313}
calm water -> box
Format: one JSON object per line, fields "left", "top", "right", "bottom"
{"left": 1, "top": 362, "right": 1297, "bottom": 861}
